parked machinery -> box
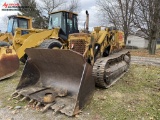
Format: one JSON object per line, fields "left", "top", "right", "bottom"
{"left": 12, "top": 11, "right": 130, "bottom": 116}
{"left": 0, "top": 46, "right": 19, "bottom": 80}
{"left": 0, "top": 15, "right": 32, "bottom": 43}
{"left": 0, "top": 15, "right": 32, "bottom": 80}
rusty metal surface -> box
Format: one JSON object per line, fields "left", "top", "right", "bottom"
{"left": 92, "top": 50, "right": 130, "bottom": 88}
{"left": 15, "top": 48, "right": 94, "bottom": 116}
{"left": 0, "top": 48, "right": 19, "bottom": 80}
{"left": 69, "top": 33, "right": 90, "bottom": 37}
{"left": 69, "top": 39, "right": 86, "bottom": 55}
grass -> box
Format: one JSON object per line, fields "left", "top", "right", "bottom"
{"left": 84, "top": 65, "right": 160, "bottom": 120}
{"left": 0, "top": 62, "right": 24, "bottom": 108}
{"left": 0, "top": 63, "right": 159, "bottom": 120}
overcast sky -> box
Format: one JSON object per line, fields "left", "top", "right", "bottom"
{"left": 0, "top": 0, "right": 100, "bottom": 32}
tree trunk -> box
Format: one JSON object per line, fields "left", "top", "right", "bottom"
{"left": 124, "top": 33, "right": 128, "bottom": 44}
{"left": 148, "top": 39, "right": 156, "bottom": 55}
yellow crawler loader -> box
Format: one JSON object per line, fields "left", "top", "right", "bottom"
{"left": 0, "top": 15, "right": 32, "bottom": 80}
{"left": 12, "top": 11, "right": 130, "bottom": 116}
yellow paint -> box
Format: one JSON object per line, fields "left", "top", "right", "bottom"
{"left": 0, "top": 15, "right": 32, "bottom": 43}
{"left": 68, "top": 27, "right": 125, "bottom": 65}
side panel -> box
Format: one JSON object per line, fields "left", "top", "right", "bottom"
{"left": 13, "top": 29, "right": 53, "bottom": 59}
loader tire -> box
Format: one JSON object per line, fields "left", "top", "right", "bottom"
{"left": 40, "top": 39, "right": 62, "bottom": 49}
{"left": 20, "top": 39, "right": 62, "bottom": 63}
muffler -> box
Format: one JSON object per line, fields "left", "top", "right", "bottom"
{"left": 14, "top": 48, "right": 95, "bottom": 116}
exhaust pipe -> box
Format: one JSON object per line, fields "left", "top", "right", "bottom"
{"left": 85, "top": 10, "right": 89, "bottom": 33}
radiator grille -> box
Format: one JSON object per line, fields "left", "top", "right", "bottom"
{"left": 69, "top": 39, "right": 86, "bottom": 55}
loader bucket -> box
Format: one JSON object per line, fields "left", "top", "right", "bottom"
{"left": 0, "top": 46, "right": 19, "bottom": 80}
{"left": 15, "top": 48, "right": 94, "bottom": 116}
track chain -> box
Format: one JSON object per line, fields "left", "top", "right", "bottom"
{"left": 92, "top": 50, "right": 130, "bottom": 88}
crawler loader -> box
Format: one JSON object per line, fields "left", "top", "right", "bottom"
{"left": 0, "top": 15, "right": 32, "bottom": 80}
{"left": 12, "top": 11, "right": 130, "bottom": 116}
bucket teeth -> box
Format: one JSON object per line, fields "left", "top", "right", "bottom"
{"left": 42, "top": 102, "right": 55, "bottom": 113}
{"left": 36, "top": 102, "right": 41, "bottom": 108}
{"left": 28, "top": 99, "right": 34, "bottom": 104}
{"left": 12, "top": 94, "right": 21, "bottom": 99}
{"left": 11, "top": 91, "right": 18, "bottom": 97}
{"left": 32, "top": 101, "right": 37, "bottom": 108}
{"left": 19, "top": 96, "right": 27, "bottom": 102}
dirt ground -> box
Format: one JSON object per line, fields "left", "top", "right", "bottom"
{"left": 0, "top": 55, "right": 160, "bottom": 120}
{"left": 130, "top": 49, "right": 160, "bottom": 58}
{"left": 131, "top": 56, "right": 160, "bottom": 66}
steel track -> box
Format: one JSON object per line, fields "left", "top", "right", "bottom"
{"left": 92, "top": 50, "right": 130, "bottom": 88}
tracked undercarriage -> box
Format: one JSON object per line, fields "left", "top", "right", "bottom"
{"left": 93, "top": 50, "right": 130, "bottom": 88}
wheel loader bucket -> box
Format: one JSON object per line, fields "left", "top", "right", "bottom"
{"left": 0, "top": 47, "right": 19, "bottom": 80}
{"left": 0, "top": 46, "right": 19, "bottom": 80}
{"left": 15, "top": 48, "right": 94, "bottom": 116}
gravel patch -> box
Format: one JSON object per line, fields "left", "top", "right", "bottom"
{"left": 131, "top": 56, "right": 160, "bottom": 66}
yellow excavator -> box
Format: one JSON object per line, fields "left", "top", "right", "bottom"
{"left": 0, "top": 15, "right": 32, "bottom": 80}
{"left": 11, "top": 11, "right": 130, "bottom": 116}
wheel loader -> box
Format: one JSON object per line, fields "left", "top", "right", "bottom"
{"left": 11, "top": 10, "right": 130, "bottom": 116}
{"left": 0, "top": 15, "right": 32, "bottom": 43}
{"left": 0, "top": 15, "right": 32, "bottom": 80}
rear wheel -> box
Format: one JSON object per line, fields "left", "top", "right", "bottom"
{"left": 40, "top": 39, "right": 62, "bottom": 49}
{"left": 20, "top": 39, "right": 62, "bottom": 63}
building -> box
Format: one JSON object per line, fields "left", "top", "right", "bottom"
{"left": 157, "top": 38, "right": 160, "bottom": 49}
{"left": 126, "top": 35, "right": 149, "bottom": 48}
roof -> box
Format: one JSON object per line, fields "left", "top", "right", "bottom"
{"left": 50, "top": 10, "right": 78, "bottom": 15}
{"left": 8, "top": 15, "right": 31, "bottom": 20}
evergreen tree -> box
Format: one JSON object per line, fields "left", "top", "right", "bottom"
{"left": 18, "top": 0, "right": 47, "bottom": 28}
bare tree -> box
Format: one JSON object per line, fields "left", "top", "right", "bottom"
{"left": 18, "top": 0, "right": 80, "bottom": 28}
{"left": 18, "top": 0, "right": 46, "bottom": 28}
{"left": 133, "top": 0, "right": 160, "bottom": 54}
{"left": 41, "top": 0, "right": 65, "bottom": 15}
{"left": 66, "top": 0, "right": 80, "bottom": 12}
{"left": 39, "top": 0, "right": 80, "bottom": 27}
{"left": 97, "top": 0, "right": 135, "bottom": 43}
{"left": 38, "top": 0, "right": 66, "bottom": 28}
{"left": 97, "top": 1, "right": 121, "bottom": 29}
